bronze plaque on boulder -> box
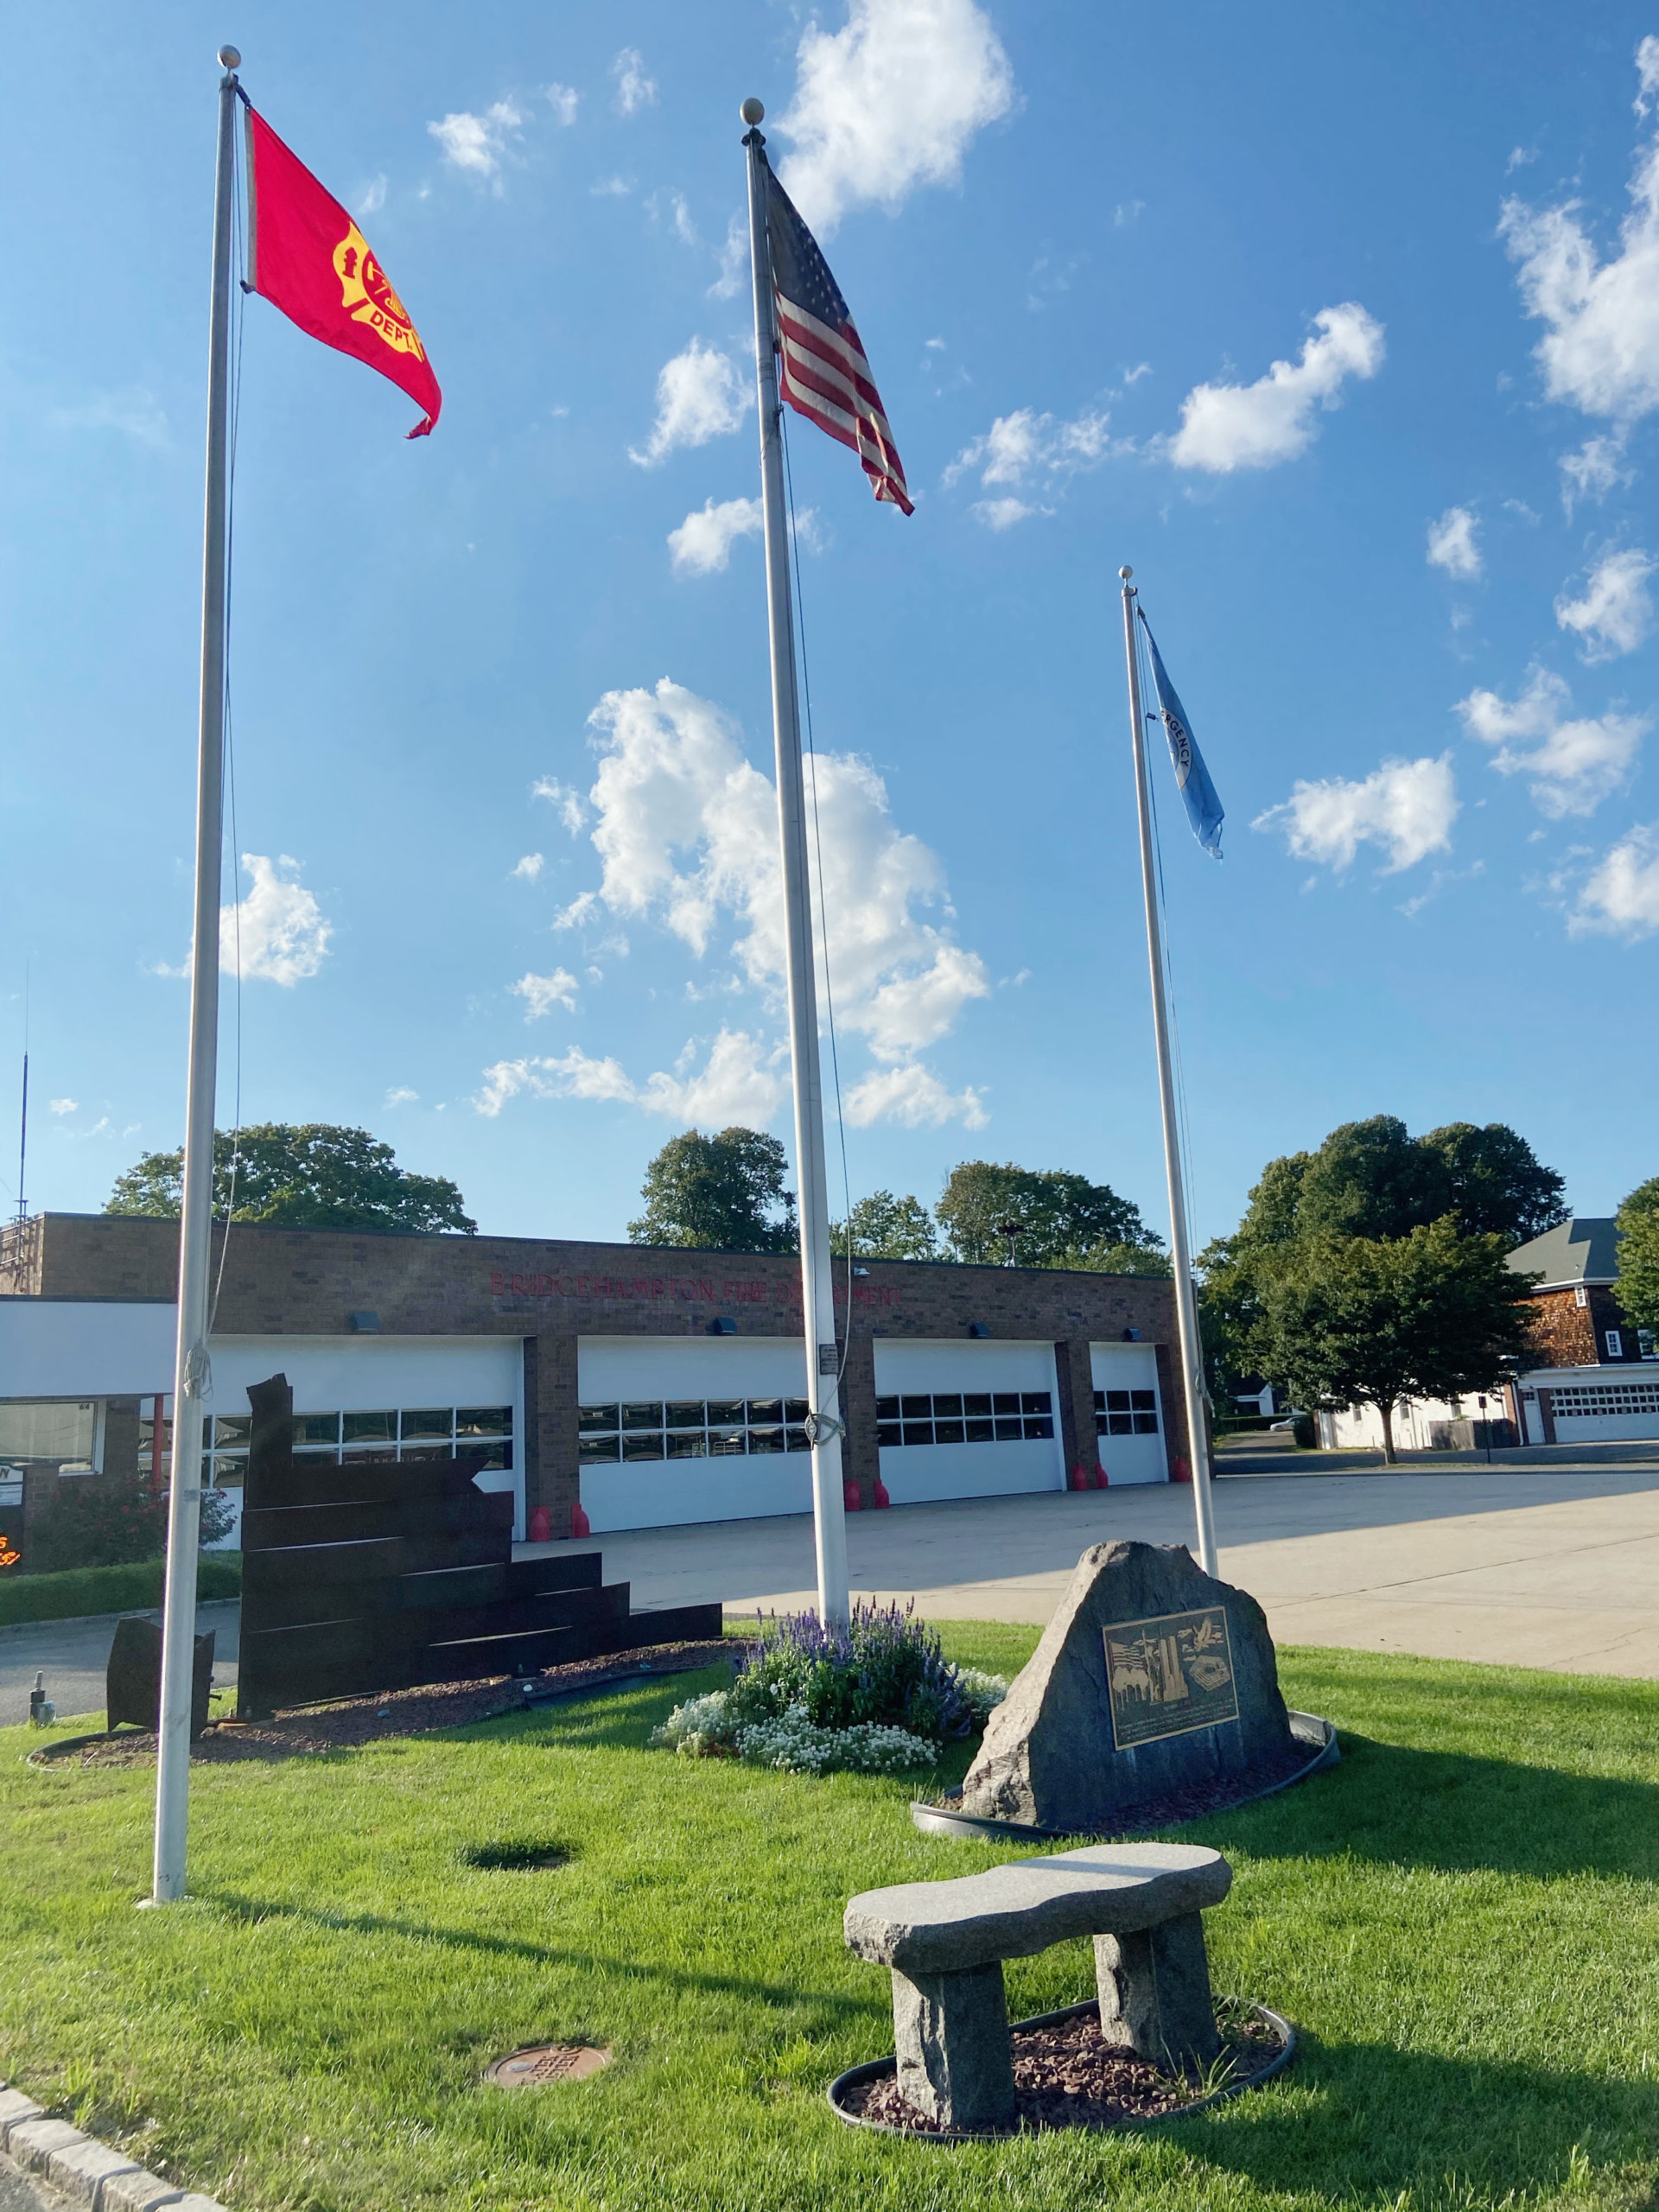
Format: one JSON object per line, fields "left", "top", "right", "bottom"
{"left": 957, "top": 1541, "right": 1296, "bottom": 1834}
{"left": 1105, "top": 1606, "right": 1238, "bottom": 1751}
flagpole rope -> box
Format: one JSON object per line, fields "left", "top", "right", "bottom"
{"left": 780, "top": 408, "right": 855, "bottom": 1379}
{"left": 208, "top": 124, "right": 249, "bottom": 1341}
{"left": 1135, "top": 615, "right": 1205, "bottom": 1304}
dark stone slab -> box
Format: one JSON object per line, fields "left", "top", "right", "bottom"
{"left": 105, "top": 1615, "right": 214, "bottom": 1738}
{"left": 957, "top": 1541, "right": 1294, "bottom": 1833}
{"left": 1095, "top": 1910, "right": 1219, "bottom": 2070}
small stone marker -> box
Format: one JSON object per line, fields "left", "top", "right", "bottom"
{"left": 107, "top": 1616, "right": 216, "bottom": 1738}
{"left": 957, "top": 1541, "right": 1294, "bottom": 1834}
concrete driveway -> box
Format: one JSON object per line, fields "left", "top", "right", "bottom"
{"left": 531, "top": 1452, "right": 1659, "bottom": 1678}
{"left": 10, "top": 1449, "right": 1659, "bottom": 1725}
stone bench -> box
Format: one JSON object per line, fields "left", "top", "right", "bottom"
{"left": 843, "top": 1840, "right": 1232, "bottom": 2129}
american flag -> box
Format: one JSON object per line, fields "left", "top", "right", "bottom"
{"left": 763, "top": 155, "right": 912, "bottom": 516}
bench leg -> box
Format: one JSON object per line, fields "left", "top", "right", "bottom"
{"left": 1094, "top": 1910, "right": 1220, "bottom": 2073}
{"left": 891, "top": 1961, "right": 1017, "bottom": 2130}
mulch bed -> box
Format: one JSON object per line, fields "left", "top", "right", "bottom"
{"left": 44, "top": 1641, "right": 732, "bottom": 1767}
{"left": 927, "top": 1735, "right": 1314, "bottom": 1835}
{"left": 842, "top": 2007, "right": 1285, "bottom": 2136}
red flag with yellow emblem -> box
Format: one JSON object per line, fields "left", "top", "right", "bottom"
{"left": 245, "top": 107, "right": 441, "bottom": 437}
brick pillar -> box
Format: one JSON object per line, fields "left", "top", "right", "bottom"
{"left": 1054, "top": 1337, "right": 1096, "bottom": 1480}
{"left": 102, "top": 1397, "right": 142, "bottom": 1481}
{"left": 526, "top": 1331, "right": 579, "bottom": 1534}
{"left": 840, "top": 1330, "right": 878, "bottom": 1504}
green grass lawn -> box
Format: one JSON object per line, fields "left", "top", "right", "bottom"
{"left": 4, "top": 1628, "right": 1658, "bottom": 2212}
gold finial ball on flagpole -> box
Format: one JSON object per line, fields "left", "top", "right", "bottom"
{"left": 218, "top": 44, "right": 241, "bottom": 67}
{"left": 741, "top": 97, "right": 765, "bottom": 124}
{"left": 1120, "top": 565, "right": 1133, "bottom": 581}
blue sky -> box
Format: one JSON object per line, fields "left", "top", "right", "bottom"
{"left": 4, "top": 0, "right": 1656, "bottom": 1247}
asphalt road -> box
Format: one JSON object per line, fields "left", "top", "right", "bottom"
{"left": 0, "top": 1599, "right": 239, "bottom": 1728}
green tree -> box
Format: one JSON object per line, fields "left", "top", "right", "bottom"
{"left": 628, "top": 1128, "right": 798, "bottom": 1253}
{"left": 1614, "top": 1177, "right": 1659, "bottom": 1336}
{"left": 1250, "top": 1220, "right": 1538, "bottom": 1464}
{"left": 1238, "top": 1117, "right": 1567, "bottom": 1251}
{"left": 105, "top": 1125, "right": 476, "bottom": 1235}
{"left": 831, "top": 1192, "right": 938, "bottom": 1261}
{"left": 1419, "top": 1122, "right": 1567, "bottom": 1244}
{"left": 1294, "top": 1116, "right": 1452, "bottom": 1242}
{"left": 934, "top": 1161, "right": 1157, "bottom": 1268}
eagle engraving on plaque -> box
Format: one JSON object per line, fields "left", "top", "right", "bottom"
{"left": 1104, "top": 1605, "right": 1239, "bottom": 1750}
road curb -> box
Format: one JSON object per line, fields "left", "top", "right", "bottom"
{"left": 0, "top": 2083, "right": 226, "bottom": 2211}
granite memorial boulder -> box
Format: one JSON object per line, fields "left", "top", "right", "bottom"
{"left": 957, "top": 1541, "right": 1295, "bottom": 1834}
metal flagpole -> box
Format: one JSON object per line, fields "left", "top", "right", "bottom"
{"left": 741, "top": 99, "right": 850, "bottom": 1626}
{"left": 149, "top": 44, "right": 241, "bottom": 1904}
{"left": 1118, "top": 566, "right": 1219, "bottom": 1579}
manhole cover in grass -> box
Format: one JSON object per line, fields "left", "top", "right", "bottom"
{"left": 487, "top": 2044, "right": 611, "bottom": 2088}
{"left": 461, "top": 1839, "right": 570, "bottom": 1872}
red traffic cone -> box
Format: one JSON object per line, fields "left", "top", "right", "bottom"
{"left": 873, "top": 1476, "right": 891, "bottom": 1509}
{"left": 1069, "top": 1462, "right": 1090, "bottom": 1491}
{"left": 1171, "top": 1456, "right": 1192, "bottom": 1485}
{"left": 1093, "top": 1464, "right": 1109, "bottom": 1489}
{"left": 527, "top": 1504, "right": 551, "bottom": 1544}
{"left": 571, "top": 1499, "right": 592, "bottom": 1536}
{"left": 843, "top": 1479, "right": 862, "bottom": 1511}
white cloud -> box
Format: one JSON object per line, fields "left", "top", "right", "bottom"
{"left": 613, "top": 48, "right": 656, "bottom": 116}
{"left": 947, "top": 405, "right": 1113, "bottom": 491}
{"left": 972, "top": 496, "right": 1041, "bottom": 531}
{"left": 48, "top": 1098, "right": 77, "bottom": 1116}
{"left": 493, "top": 678, "right": 991, "bottom": 1129}
{"left": 385, "top": 1086, "right": 419, "bottom": 1107}
{"left": 1254, "top": 757, "right": 1458, "bottom": 874}
{"left": 1640, "top": 35, "right": 1659, "bottom": 118}
{"left": 1502, "top": 46, "right": 1659, "bottom": 425}
{"left": 512, "top": 968, "right": 581, "bottom": 1019}
{"left": 356, "top": 174, "right": 387, "bottom": 217}
{"left": 428, "top": 99, "right": 524, "bottom": 188}
{"left": 775, "top": 0, "right": 1014, "bottom": 234}
{"left": 628, "top": 340, "right": 747, "bottom": 467}
{"left": 842, "top": 1062, "right": 987, "bottom": 1129}
{"left": 1570, "top": 821, "right": 1659, "bottom": 936}
{"left": 49, "top": 389, "right": 168, "bottom": 448}
{"left": 475, "top": 1028, "right": 787, "bottom": 1125}
{"left": 1167, "top": 303, "right": 1385, "bottom": 473}
{"left": 531, "top": 778, "right": 589, "bottom": 834}
{"left": 222, "top": 855, "right": 331, "bottom": 984}
{"left": 709, "top": 213, "right": 747, "bottom": 299}
{"left": 1427, "top": 505, "right": 1483, "bottom": 580}
{"left": 1554, "top": 546, "right": 1656, "bottom": 659}
{"left": 512, "top": 852, "right": 545, "bottom": 881}
{"left": 547, "top": 82, "right": 579, "bottom": 125}
{"left": 590, "top": 175, "right": 633, "bottom": 198}
{"left": 668, "top": 496, "right": 763, "bottom": 575}
{"left": 1560, "top": 433, "right": 1634, "bottom": 512}
{"left": 1457, "top": 667, "right": 1645, "bottom": 816}
{"left": 1507, "top": 144, "right": 1539, "bottom": 173}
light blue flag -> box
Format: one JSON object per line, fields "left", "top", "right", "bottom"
{"left": 1137, "top": 607, "right": 1224, "bottom": 860}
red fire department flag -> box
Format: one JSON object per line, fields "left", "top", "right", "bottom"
{"left": 245, "top": 106, "right": 442, "bottom": 437}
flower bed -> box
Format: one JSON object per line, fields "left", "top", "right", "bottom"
{"left": 651, "top": 1602, "right": 1007, "bottom": 1777}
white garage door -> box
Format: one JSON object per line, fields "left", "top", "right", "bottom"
{"left": 873, "top": 1340, "right": 1065, "bottom": 1505}
{"left": 1547, "top": 1376, "right": 1659, "bottom": 1442}
{"left": 1090, "top": 1343, "right": 1167, "bottom": 1485}
{"left": 577, "top": 1337, "right": 811, "bottom": 1532}
{"left": 207, "top": 1334, "right": 527, "bottom": 1535}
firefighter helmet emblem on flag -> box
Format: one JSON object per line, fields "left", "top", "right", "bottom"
{"left": 332, "top": 224, "right": 428, "bottom": 363}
